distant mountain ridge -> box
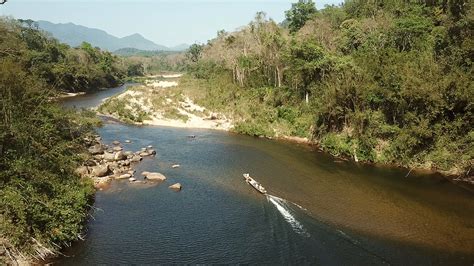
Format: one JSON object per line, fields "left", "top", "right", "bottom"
{"left": 36, "top": 20, "right": 188, "bottom": 52}
{"left": 113, "top": 48, "right": 181, "bottom": 57}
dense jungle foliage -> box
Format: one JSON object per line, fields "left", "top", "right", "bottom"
{"left": 0, "top": 18, "right": 124, "bottom": 262}
{"left": 186, "top": 0, "right": 473, "bottom": 175}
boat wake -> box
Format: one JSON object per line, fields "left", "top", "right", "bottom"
{"left": 267, "top": 195, "right": 310, "bottom": 237}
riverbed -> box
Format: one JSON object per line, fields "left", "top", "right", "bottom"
{"left": 57, "top": 85, "right": 474, "bottom": 265}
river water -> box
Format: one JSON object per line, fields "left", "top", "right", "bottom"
{"left": 58, "top": 85, "right": 474, "bottom": 265}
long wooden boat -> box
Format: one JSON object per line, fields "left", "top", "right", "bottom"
{"left": 243, "top": 173, "right": 267, "bottom": 194}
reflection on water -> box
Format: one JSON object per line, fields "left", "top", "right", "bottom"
{"left": 57, "top": 88, "right": 474, "bottom": 265}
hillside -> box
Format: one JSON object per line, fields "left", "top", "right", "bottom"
{"left": 36, "top": 20, "right": 187, "bottom": 52}
{"left": 183, "top": 1, "right": 473, "bottom": 176}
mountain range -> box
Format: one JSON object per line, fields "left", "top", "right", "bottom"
{"left": 36, "top": 20, "right": 188, "bottom": 52}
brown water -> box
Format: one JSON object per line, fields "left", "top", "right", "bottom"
{"left": 58, "top": 87, "right": 474, "bottom": 265}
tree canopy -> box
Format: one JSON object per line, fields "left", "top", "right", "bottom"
{"left": 185, "top": 0, "right": 473, "bottom": 175}
{"left": 285, "top": 0, "right": 317, "bottom": 33}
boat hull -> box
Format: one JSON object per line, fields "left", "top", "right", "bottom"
{"left": 243, "top": 174, "right": 267, "bottom": 194}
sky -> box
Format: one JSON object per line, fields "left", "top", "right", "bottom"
{"left": 0, "top": 0, "right": 343, "bottom": 47}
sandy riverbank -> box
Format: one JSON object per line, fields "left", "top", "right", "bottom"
{"left": 98, "top": 75, "right": 233, "bottom": 131}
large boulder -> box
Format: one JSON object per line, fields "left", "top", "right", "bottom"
{"left": 130, "top": 155, "right": 142, "bottom": 162}
{"left": 169, "top": 183, "right": 182, "bottom": 191}
{"left": 112, "top": 140, "right": 121, "bottom": 145}
{"left": 104, "top": 152, "right": 116, "bottom": 162}
{"left": 88, "top": 144, "right": 104, "bottom": 155}
{"left": 84, "top": 159, "right": 97, "bottom": 167}
{"left": 145, "top": 172, "right": 167, "bottom": 181}
{"left": 92, "top": 165, "right": 111, "bottom": 177}
{"left": 114, "top": 151, "right": 127, "bottom": 161}
{"left": 75, "top": 166, "right": 89, "bottom": 177}
{"left": 113, "top": 146, "right": 123, "bottom": 152}
{"left": 117, "top": 173, "right": 131, "bottom": 179}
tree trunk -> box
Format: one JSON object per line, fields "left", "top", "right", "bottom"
{"left": 276, "top": 66, "right": 282, "bottom": 88}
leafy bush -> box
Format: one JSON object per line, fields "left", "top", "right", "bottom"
{"left": 234, "top": 120, "right": 275, "bottom": 137}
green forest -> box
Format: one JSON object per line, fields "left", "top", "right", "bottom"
{"left": 185, "top": 0, "right": 473, "bottom": 175}
{"left": 0, "top": 18, "right": 124, "bottom": 261}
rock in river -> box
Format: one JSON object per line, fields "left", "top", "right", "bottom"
{"left": 92, "top": 165, "right": 111, "bottom": 177}
{"left": 104, "top": 152, "right": 116, "bottom": 162}
{"left": 169, "top": 183, "right": 182, "bottom": 191}
{"left": 113, "top": 146, "right": 123, "bottom": 152}
{"left": 117, "top": 174, "right": 131, "bottom": 179}
{"left": 112, "top": 140, "right": 121, "bottom": 145}
{"left": 88, "top": 144, "right": 104, "bottom": 155}
{"left": 130, "top": 155, "right": 142, "bottom": 162}
{"left": 145, "top": 172, "right": 167, "bottom": 181}
{"left": 114, "top": 151, "right": 127, "bottom": 161}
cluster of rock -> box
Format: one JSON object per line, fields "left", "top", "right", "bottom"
{"left": 76, "top": 135, "right": 182, "bottom": 191}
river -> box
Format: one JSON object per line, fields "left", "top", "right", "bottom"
{"left": 58, "top": 84, "right": 474, "bottom": 265}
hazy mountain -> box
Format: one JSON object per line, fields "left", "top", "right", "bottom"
{"left": 113, "top": 48, "right": 183, "bottom": 57}
{"left": 169, "top": 43, "right": 190, "bottom": 51}
{"left": 36, "top": 20, "right": 188, "bottom": 52}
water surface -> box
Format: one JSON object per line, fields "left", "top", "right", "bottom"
{"left": 58, "top": 87, "right": 474, "bottom": 265}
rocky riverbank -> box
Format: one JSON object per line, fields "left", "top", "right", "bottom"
{"left": 77, "top": 135, "right": 182, "bottom": 191}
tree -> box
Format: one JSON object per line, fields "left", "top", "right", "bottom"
{"left": 285, "top": 0, "right": 317, "bottom": 33}
{"left": 186, "top": 43, "right": 204, "bottom": 62}
{"left": 285, "top": 39, "right": 333, "bottom": 101}
{"left": 127, "top": 63, "right": 145, "bottom": 76}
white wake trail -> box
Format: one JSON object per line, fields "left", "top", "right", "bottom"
{"left": 267, "top": 195, "right": 310, "bottom": 237}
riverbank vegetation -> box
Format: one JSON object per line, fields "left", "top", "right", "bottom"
{"left": 183, "top": 0, "right": 473, "bottom": 176}
{"left": 0, "top": 18, "right": 124, "bottom": 263}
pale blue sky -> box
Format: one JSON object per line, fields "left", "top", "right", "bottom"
{"left": 1, "top": 0, "right": 343, "bottom": 46}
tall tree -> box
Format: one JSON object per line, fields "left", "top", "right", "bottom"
{"left": 186, "top": 43, "right": 204, "bottom": 63}
{"left": 285, "top": 0, "right": 317, "bottom": 33}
